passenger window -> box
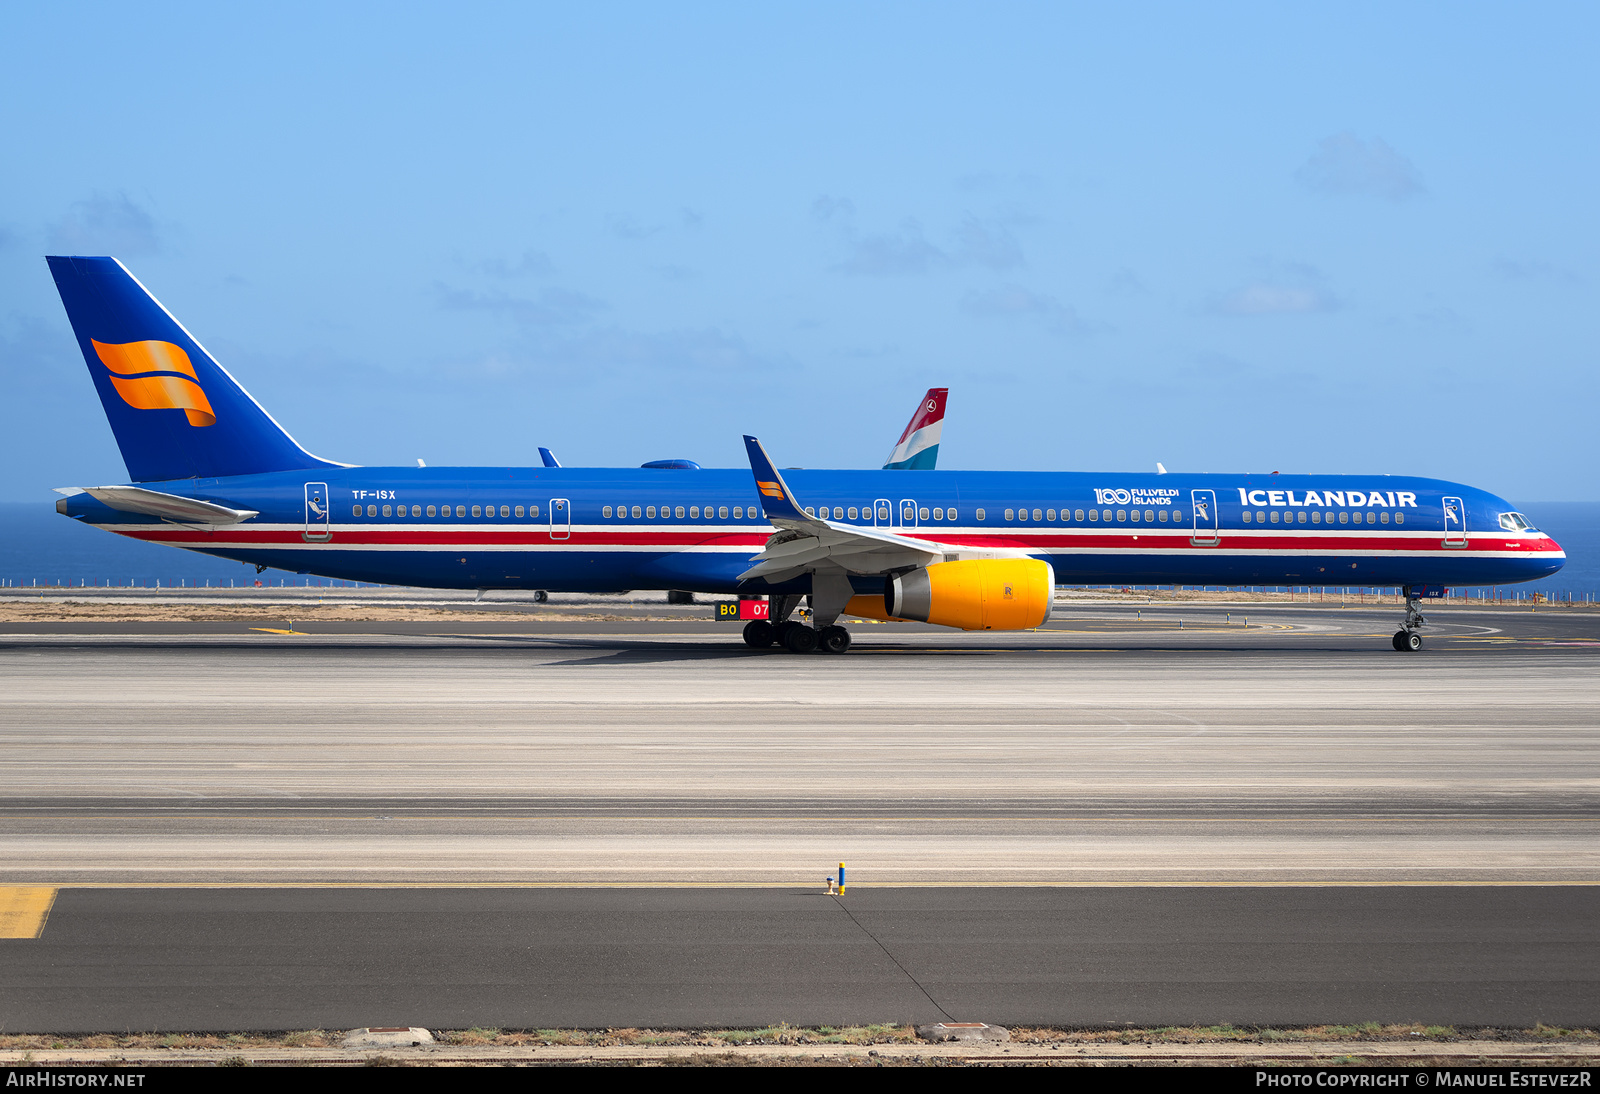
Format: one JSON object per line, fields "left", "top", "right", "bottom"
{"left": 1312, "top": 511, "right": 1321, "bottom": 523}
{"left": 1158, "top": 510, "right": 1168, "bottom": 523}
{"left": 1117, "top": 510, "right": 1126, "bottom": 522}
{"left": 410, "top": 505, "right": 419, "bottom": 517}
{"left": 1032, "top": 508, "right": 1042, "bottom": 521}
{"left": 734, "top": 506, "right": 744, "bottom": 519}
{"left": 878, "top": 506, "right": 890, "bottom": 521}
{"left": 1102, "top": 510, "right": 1112, "bottom": 522}
{"left": 382, "top": 505, "right": 392, "bottom": 517}
{"left": 719, "top": 506, "right": 729, "bottom": 519}
{"left": 603, "top": 506, "right": 613, "bottom": 518}
{"left": 1367, "top": 512, "right": 1377, "bottom": 524}
{"left": 690, "top": 506, "right": 699, "bottom": 518}
{"left": 676, "top": 506, "right": 686, "bottom": 519}
{"left": 471, "top": 505, "right": 481, "bottom": 518}
{"left": 529, "top": 504, "right": 539, "bottom": 518}
{"left": 1088, "top": 509, "right": 1099, "bottom": 522}
{"left": 1072, "top": 509, "right": 1082, "bottom": 521}
{"left": 975, "top": 509, "right": 985, "bottom": 521}
{"left": 1339, "top": 512, "right": 1349, "bottom": 524}
{"left": 632, "top": 506, "right": 642, "bottom": 518}
{"left": 1173, "top": 510, "right": 1184, "bottom": 522}
{"left": 499, "top": 505, "right": 509, "bottom": 518}
{"left": 903, "top": 506, "right": 915, "bottom": 522}
{"left": 1143, "top": 510, "right": 1153, "bottom": 522}
{"left": 1130, "top": 509, "right": 1140, "bottom": 523}
{"left": 1396, "top": 513, "right": 1404, "bottom": 525}
{"left": 1005, "top": 509, "right": 1015, "bottom": 521}
{"left": 805, "top": 507, "right": 816, "bottom": 517}
{"left": 1017, "top": 508, "right": 1027, "bottom": 522}
{"left": 1256, "top": 511, "right": 1266, "bottom": 523}
{"left": 948, "top": 509, "right": 957, "bottom": 522}
{"left": 427, "top": 505, "right": 437, "bottom": 517}
{"left": 1381, "top": 512, "right": 1390, "bottom": 524}
{"left": 514, "top": 505, "right": 524, "bottom": 518}
{"left": 646, "top": 506, "right": 656, "bottom": 518}
{"left": 1269, "top": 511, "right": 1279, "bottom": 523}
{"left": 353, "top": 505, "right": 363, "bottom": 517}
{"left": 932, "top": 508, "right": 943, "bottom": 521}
{"left": 1243, "top": 511, "right": 1252, "bottom": 523}
{"left": 848, "top": 507, "right": 859, "bottom": 520}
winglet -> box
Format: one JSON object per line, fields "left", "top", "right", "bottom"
{"left": 539, "top": 447, "right": 562, "bottom": 468}
{"left": 742, "top": 436, "right": 813, "bottom": 524}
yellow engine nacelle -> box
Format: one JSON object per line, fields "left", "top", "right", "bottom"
{"left": 880, "top": 558, "right": 1054, "bottom": 631}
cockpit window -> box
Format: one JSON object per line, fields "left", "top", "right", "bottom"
{"left": 1498, "top": 512, "right": 1532, "bottom": 532}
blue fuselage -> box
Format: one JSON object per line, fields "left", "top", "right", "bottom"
{"left": 57, "top": 466, "right": 1566, "bottom": 593}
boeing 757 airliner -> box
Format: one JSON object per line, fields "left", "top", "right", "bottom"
{"left": 47, "top": 257, "right": 1564, "bottom": 654}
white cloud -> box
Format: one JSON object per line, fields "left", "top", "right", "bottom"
{"left": 1295, "top": 132, "right": 1426, "bottom": 201}
{"left": 48, "top": 193, "right": 162, "bottom": 256}
{"left": 1493, "top": 256, "right": 1583, "bottom": 285}
{"left": 477, "top": 250, "right": 555, "bottom": 278}
{"left": 831, "top": 214, "right": 1025, "bottom": 276}
{"left": 1212, "top": 261, "right": 1340, "bottom": 315}
{"left": 962, "top": 283, "right": 1089, "bottom": 335}
{"left": 436, "top": 284, "right": 607, "bottom": 326}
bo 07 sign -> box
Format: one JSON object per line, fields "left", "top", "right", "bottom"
{"left": 715, "top": 600, "right": 770, "bottom": 620}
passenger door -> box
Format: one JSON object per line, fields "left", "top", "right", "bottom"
{"left": 303, "top": 482, "right": 331, "bottom": 542}
{"left": 1190, "top": 489, "right": 1219, "bottom": 546}
{"left": 549, "top": 498, "right": 571, "bottom": 540}
{"left": 1442, "top": 496, "right": 1466, "bottom": 548}
{"left": 899, "top": 498, "right": 918, "bottom": 531}
{"left": 873, "top": 497, "right": 892, "bottom": 528}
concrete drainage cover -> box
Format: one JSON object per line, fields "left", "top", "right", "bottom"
{"left": 342, "top": 1027, "right": 435, "bottom": 1048}
{"left": 916, "top": 1022, "right": 1010, "bottom": 1043}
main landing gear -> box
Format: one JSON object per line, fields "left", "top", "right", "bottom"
{"left": 741, "top": 619, "right": 853, "bottom": 654}
{"left": 1392, "top": 585, "right": 1426, "bottom": 652}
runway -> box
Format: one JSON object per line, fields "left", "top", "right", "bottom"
{"left": 1, "top": 604, "right": 1596, "bottom": 885}
{"left": 1, "top": 603, "right": 1597, "bottom": 1029}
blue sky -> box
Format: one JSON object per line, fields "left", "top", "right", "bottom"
{"left": 2, "top": 2, "right": 1596, "bottom": 501}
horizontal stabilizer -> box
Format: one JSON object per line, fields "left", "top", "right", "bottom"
{"left": 73, "top": 485, "right": 258, "bottom": 524}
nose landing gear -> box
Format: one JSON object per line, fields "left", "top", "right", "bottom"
{"left": 1392, "top": 586, "right": 1426, "bottom": 652}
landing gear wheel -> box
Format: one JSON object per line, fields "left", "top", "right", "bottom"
{"left": 1392, "top": 631, "right": 1408, "bottom": 651}
{"left": 818, "top": 625, "right": 852, "bottom": 654}
{"left": 782, "top": 624, "right": 819, "bottom": 654}
{"left": 1405, "top": 631, "right": 1423, "bottom": 652}
{"left": 534, "top": 590, "right": 549, "bottom": 603}
{"left": 742, "top": 620, "right": 775, "bottom": 648}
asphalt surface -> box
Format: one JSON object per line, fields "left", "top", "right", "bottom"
{"left": 1, "top": 602, "right": 1596, "bottom": 1029}
{"left": 3, "top": 885, "right": 1598, "bottom": 1031}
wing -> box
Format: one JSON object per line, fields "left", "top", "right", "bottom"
{"left": 738, "top": 435, "right": 946, "bottom": 583}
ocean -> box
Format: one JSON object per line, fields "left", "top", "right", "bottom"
{"left": 1, "top": 500, "right": 1597, "bottom": 596}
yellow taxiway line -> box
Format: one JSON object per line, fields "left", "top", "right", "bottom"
{"left": 0, "top": 887, "right": 57, "bottom": 938}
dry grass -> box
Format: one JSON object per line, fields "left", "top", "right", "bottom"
{"left": 0, "top": 600, "right": 696, "bottom": 624}
{"left": 3, "top": 1024, "right": 1595, "bottom": 1051}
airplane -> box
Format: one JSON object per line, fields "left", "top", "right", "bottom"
{"left": 47, "top": 256, "right": 1565, "bottom": 654}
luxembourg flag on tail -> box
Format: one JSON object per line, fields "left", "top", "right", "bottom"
{"left": 883, "top": 388, "right": 948, "bottom": 470}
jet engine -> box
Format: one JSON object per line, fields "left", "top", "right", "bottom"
{"left": 878, "top": 558, "right": 1054, "bottom": 630}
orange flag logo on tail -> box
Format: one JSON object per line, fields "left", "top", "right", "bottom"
{"left": 92, "top": 340, "right": 215, "bottom": 427}
{"left": 757, "top": 480, "right": 785, "bottom": 499}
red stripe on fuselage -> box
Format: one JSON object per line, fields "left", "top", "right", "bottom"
{"left": 108, "top": 525, "right": 1558, "bottom": 556}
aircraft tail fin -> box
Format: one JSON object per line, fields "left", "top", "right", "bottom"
{"left": 46, "top": 256, "right": 343, "bottom": 483}
{"left": 883, "top": 387, "right": 947, "bottom": 470}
